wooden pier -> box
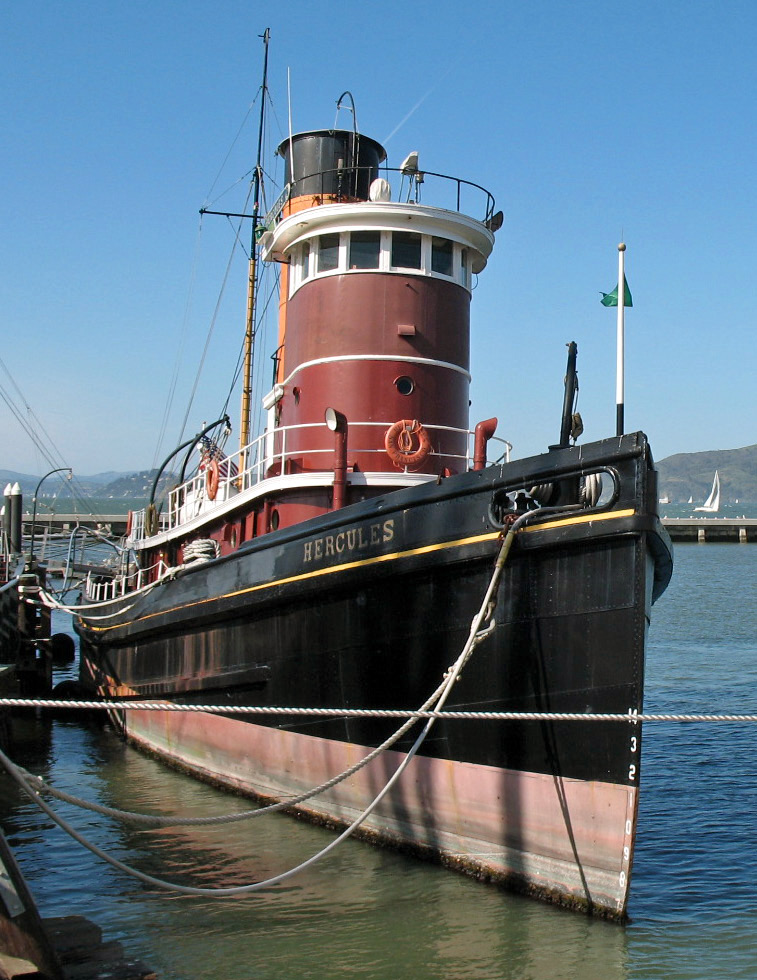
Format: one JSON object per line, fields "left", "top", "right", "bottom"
{"left": 662, "top": 517, "right": 757, "bottom": 543}
{"left": 2, "top": 823, "right": 157, "bottom": 980}
{"left": 22, "top": 514, "right": 129, "bottom": 537}
{"left": 18, "top": 512, "right": 757, "bottom": 544}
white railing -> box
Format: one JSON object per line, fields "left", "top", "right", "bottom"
{"left": 84, "top": 558, "right": 168, "bottom": 602}
{"left": 128, "top": 420, "right": 511, "bottom": 544}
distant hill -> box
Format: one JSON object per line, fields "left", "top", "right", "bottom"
{"left": 97, "top": 471, "right": 179, "bottom": 498}
{"left": 0, "top": 469, "right": 178, "bottom": 501}
{"left": 656, "top": 444, "right": 757, "bottom": 503}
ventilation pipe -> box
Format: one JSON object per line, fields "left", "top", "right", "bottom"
{"left": 325, "top": 408, "right": 348, "bottom": 510}
{"left": 473, "top": 418, "right": 498, "bottom": 471}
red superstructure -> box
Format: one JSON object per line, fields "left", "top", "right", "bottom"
{"left": 254, "top": 129, "right": 496, "bottom": 531}
{"left": 125, "top": 129, "right": 501, "bottom": 571}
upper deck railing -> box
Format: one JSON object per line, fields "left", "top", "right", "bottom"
{"left": 129, "top": 420, "right": 511, "bottom": 543}
{"left": 263, "top": 166, "right": 497, "bottom": 230}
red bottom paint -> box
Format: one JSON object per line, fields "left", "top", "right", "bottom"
{"left": 123, "top": 707, "right": 636, "bottom": 917}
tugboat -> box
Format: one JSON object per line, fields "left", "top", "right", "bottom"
{"left": 74, "top": 38, "right": 673, "bottom": 919}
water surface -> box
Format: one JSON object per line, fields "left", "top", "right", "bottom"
{"left": 2, "top": 544, "right": 756, "bottom": 978}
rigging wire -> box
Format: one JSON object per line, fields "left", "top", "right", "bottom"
{"left": 216, "top": 263, "right": 279, "bottom": 431}
{"left": 0, "top": 358, "right": 67, "bottom": 473}
{"left": 0, "top": 357, "right": 101, "bottom": 517}
{"left": 151, "top": 216, "right": 205, "bottom": 472}
{"left": 174, "top": 199, "right": 253, "bottom": 448}
{"left": 153, "top": 85, "right": 266, "bottom": 467}
{"left": 202, "top": 103, "right": 258, "bottom": 208}
{"left": 164, "top": 67, "right": 285, "bottom": 461}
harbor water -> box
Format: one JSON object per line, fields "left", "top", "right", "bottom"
{"left": 1, "top": 543, "right": 756, "bottom": 978}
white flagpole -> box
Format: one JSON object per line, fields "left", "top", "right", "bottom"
{"left": 616, "top": 242, "right": 626, "bottom": 437}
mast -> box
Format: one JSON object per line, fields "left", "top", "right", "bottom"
{"left": 239, "top": 28, "right": 270, "bottom": 457}
{"left": 615, "top": 242, "right": 626, "bottom": 438}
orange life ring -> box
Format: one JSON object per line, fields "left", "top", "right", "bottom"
{"left": 145, "top": 503, "right": 158, "bottom": 537}
{"left": 206, "top": 458, "right": 220, "bottom": 500}
{"left": 385, "top": 419, "right": 432, "bottom": 469}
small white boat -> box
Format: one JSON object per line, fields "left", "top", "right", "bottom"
{"left": 694, "top": 471, "right": 720, "bottom": 513}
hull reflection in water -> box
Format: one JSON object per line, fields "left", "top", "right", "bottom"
{"left": 93, "top": 730, "right": 632, "bottom": 980}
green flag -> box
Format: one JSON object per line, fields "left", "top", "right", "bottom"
{"left": 600, "top": 275, "right": 633, "bottom": 308}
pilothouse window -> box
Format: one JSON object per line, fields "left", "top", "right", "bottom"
{"left": 459, "top": 247, "right": 469, "bottom": 288}
{"left": 288, "top": 231, "right": 474, "bottom": 296}
{"left": 349, "top": 231, "right": 381, "bottom": 269}
{"left": 391, "top": 232, "right": 422, "bottom": 270}
{"left": 431, "top": 237, "right": 453, "bottom": 276}
{"left": 318, "top": 234, "right": 340, "bottom": 272}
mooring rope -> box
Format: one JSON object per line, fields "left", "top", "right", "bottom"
{"left": 3, "top": 700, "right": 757, "bottom": 723}
{"left": 0, "top": 513, "right": 529, "bottom": 896}
{"left": 4, "top": 707, "right": 756, "bottom": 837}
{"left": 35, "top": 556, "right": 188, "bottom": 618}
{"left": 3, "top": 505, "right": 751, "bottom": 896}
{"left": 0, "top": 576, "right": 20, "bottom": 595}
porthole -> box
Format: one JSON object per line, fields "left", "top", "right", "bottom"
{"left": 394, "top": 376, "right": 414, "bottom": 396}
{"left": 270, "top": 509, "right": 280, "bottom": 531}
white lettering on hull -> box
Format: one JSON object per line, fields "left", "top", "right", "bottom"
{"left": 303, "top": 519, "right": 395, "bottom": 563}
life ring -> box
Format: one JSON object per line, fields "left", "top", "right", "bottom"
{"left": 144, "top": 503, "right": 158, "bottom": 537}
{"left": 206, "top": 459, "right": 220, "bottom": 500}
{"left": 385, "top": 419, "right": 432, "bottom": 469}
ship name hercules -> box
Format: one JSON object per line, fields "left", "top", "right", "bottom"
{"left": 303, "top": 519, "right": 395, "bottom": 562}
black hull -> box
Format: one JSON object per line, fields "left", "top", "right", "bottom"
{"left": 76, "top": 433, "right": 672, "bottom": 917}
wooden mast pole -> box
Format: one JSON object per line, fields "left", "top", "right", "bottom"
{"left": 239, "top": 28, "right": 270, "bottom": 460}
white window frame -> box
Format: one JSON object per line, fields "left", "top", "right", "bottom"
{"left": 287, "top": 231, "right": 472, "bottom": 297}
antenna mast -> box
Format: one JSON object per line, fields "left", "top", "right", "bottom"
{"left": 239, "top": 28, "right": 270, "bottom": 458}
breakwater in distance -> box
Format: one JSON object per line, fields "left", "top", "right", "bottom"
{"left": 659, "top": 502, "right": 757, "bottom": 542}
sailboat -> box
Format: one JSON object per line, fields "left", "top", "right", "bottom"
{"left": 71, "top": 33, "right": 673, "bottom": 920}
{"left": 694, "top": 471, "right": 721, "bottom": 513}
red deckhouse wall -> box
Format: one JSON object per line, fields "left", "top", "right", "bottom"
{"left": 260, "top": 127, "right": 494, "bottom": 504}
{"left": 276, "top": 270, "right": 472, "bottom": 476}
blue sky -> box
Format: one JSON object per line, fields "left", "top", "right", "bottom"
{"left": 2, "top": 0, "right": 755, "bottom": 476}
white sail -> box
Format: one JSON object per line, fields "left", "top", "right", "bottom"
{"left": 694, "top": 471, "right": 720, "bottom": 513}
